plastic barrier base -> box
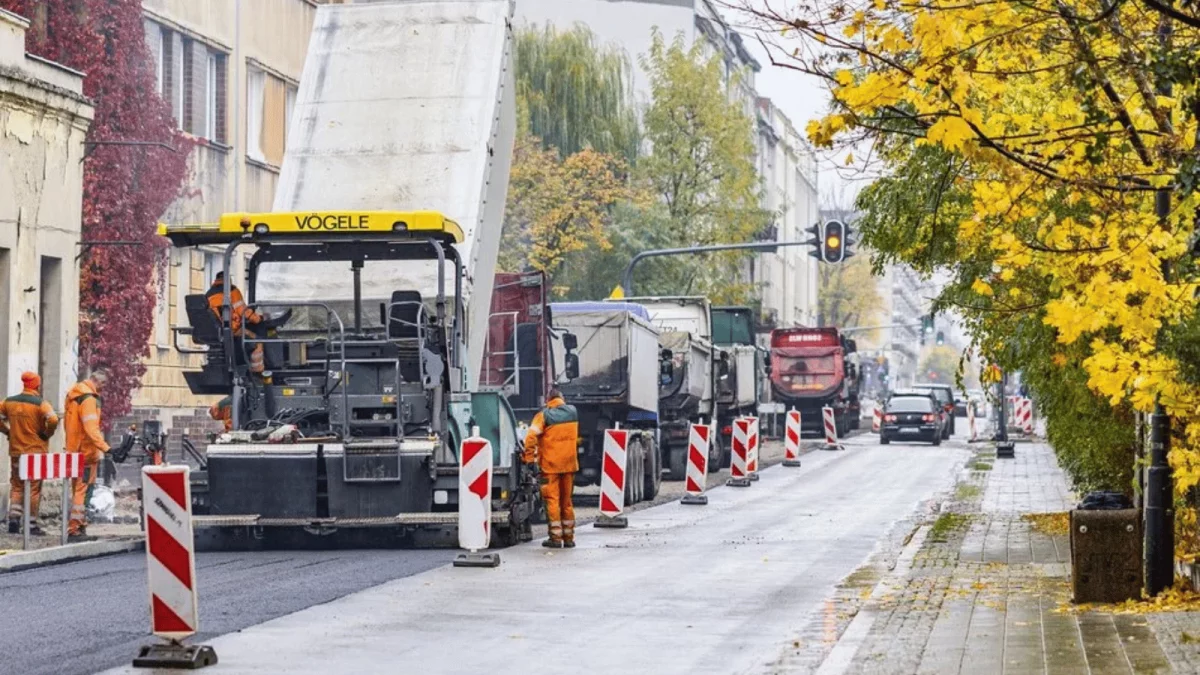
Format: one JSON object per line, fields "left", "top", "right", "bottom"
{"left": 783, "top": 459, "right": 802, "bottom": 467}
{"left": 996, "top": 442, "right": 1016, "bottom": 458}
{"left": 823, "top": 443, "right": 844, "bottom": 451}
{"left": 133, "top": 642, "right": 218, "bottom": 670}
{"left": 453, "top": 552, "right": 501, "bottom": 568}
{"left": 726, "top": 477, "right": 752, "bottom": 488}
{"left": 681, "top": 494, "right": 708, "bottom": 505}
{"left": 594, "top": 515, "right": 629, "bottom": 528}
{"left": 749, "top": 472, "right": 761, "bottom": 482}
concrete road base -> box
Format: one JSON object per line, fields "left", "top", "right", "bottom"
{"left": 726, "top": 477, "right": 752, "bottom": 487}
{"left": 132, "top": 642, "right": 218, "bottom": 669}
{"left": 594, "top": 515, "right": 628, "bottom": 529}
{"left": 782, "top": 459, "right": 802, "bottom": 467}
{"left": 452, "top": 552, "right": 501, "bottom": 568}
{"left": 680, "top": 493, "right": 708, "bottom": 505}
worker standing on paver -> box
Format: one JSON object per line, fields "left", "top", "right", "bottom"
{"left": 207, "top": 271, "right": 266, "bottom": 374}
{"left": 523, "top": 388, "right": 579, "bottom": 549}
{"left": 1, "top": 372, "right": 60, "bottom": 535}
{"left": 65, "top": 368, "right": 110, "bottom": 541}
{"left": 209, "top": 395, "right": 233, "bottom": 432}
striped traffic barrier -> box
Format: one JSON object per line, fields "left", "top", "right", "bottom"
{"left": 17, "top": 452, "right": 82, "bottom": 549}
{"left": 1018, "top": 398, "right": 1034, "bottom": 435}
{"left": 454, "top": 428, "right": 499, "bottom": 567}
{"left": 967, "top": 401, "right": 978, "bottom": 442}
{"left": 822, "top": 406, "right": 841, "bottom": 450}
{"left": 727, "top": 417, "right": 752, "bottom": 487}
{"left": 133, "top": 465, "right": 218, "bottom": 669}
{"left": 681, "top": 422, "right": 710, "bottom": 505}
{"left": 746, "top": 415, "right": 761, "bottom": 481}
{"left": 783, "top": 409, "right": 802, "bottom": 467}
{"left": 872, "top": 405, "right": 882, "bottom": 433}
{"left": 596, "top": 427, "right": 629, "bottom": 528}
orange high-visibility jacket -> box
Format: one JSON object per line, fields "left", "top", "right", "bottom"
{"left": 210, "top": 396, "right": 233, "bottom": 432}
{"left": 207, "top": 281, "right": 262, "bottom": 334}
{"left": 522, "top": 397, "right": 580, "bottom": 474}
{"left": 64, "top": 380, "right": 109, "bottom": 463}
{"left": 0, "top": 388, "right": 59, "bottom": 456}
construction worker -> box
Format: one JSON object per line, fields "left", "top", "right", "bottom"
{"left": 207, "top": 271, "right": 265, "bottom": 374}
{"left": 1, "top": 372, "right": 60, "bottom": 535}
{"left": 209, "top": 395, "right": 233, "bottom": 432}
{"left": 65, "top": 368, "right": 110, "bottom": 540}
{"left": 522, "top": 389, "right": 579, "bottom": 549}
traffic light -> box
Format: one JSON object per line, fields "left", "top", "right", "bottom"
{"left": 822, "top": 220, "right": 846, "bottom": 263}
{"left": 804, "top": 223, "right": 823, "bottom": 259}
{"left": 842, "top": 221, "right": 856, "bottom": 260}
{"left": 935, "top": 331, "right": 945, "bottom": 346}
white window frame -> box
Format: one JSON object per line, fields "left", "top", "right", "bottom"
{"left": 246, "top": 66, "right": 266, "bottom": 162}
{"left": 154, "top": 25, "right": 164, "bottom": 95}
{"left": 284, "top": 83, "right": 297, "bottom": 150}
{"left": 206, "top": 53, "right": 218, "bottom": 141}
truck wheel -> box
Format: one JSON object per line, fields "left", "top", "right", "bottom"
{"left": 667, "top": 441, "right": 687, "bottom": 481}
{"left": 645, "top": 438, "right": 662, "bottom": 500}
{"left": 707, "top": 432, "right": 723, "bottom": 474}
{"left": 624, "top": 437, "right": 638, "bottom": 506}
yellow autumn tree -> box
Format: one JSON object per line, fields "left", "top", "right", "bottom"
{"left": 736, "top": 0, "right": 1200, "bottom": 549}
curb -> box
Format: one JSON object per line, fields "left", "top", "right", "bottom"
{"left": 0, "top": 537, "right": 144, "bottom": 573}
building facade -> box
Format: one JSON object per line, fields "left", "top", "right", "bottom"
{"left": 0, "top": 8, "right": 94, "bottom": 504}
{"left": 124, "top": 0, "right": 323, "bottom": 434}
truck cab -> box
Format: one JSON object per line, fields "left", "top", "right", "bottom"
{"left": 768, "top": 327, "right": 861, "bottom": 437}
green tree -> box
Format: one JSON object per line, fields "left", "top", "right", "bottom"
{"left": 634, "top": 29, "right": 769, "bottom": 303}
{"left": 516, "top": 25, "right": 641, "bottom": 164}
{"left": 818, "top": 256, "right": 883, "bottom": 330}
{"left": 919, "top": 346, "right": 960, "bottom": 386}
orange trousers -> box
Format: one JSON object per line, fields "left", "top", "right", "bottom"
{"left": 68, "top": 462, "right": 97, "bottom": 535}
{"left": 8, "top": 456, "right": 42, "bottom": 525}
{"left": 540, "top": 472, "right": 575, "bottom": 543}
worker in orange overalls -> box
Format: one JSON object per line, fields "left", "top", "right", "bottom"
{"left": 2, "top": 372, "right": 60, "bottom": 535}
{"left": 65, "top": 368, "right": 110, "bottom": 540}
{"left": 522, "top": 389, "right": 579, "bottom": 549}
{"left": 207, "top": 272, "right": 265, "bottom": 374}
{"left": 209, "top": 395, "right": 233, "bottom": 432}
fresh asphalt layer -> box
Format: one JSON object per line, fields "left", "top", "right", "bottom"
{"left": 0, "top": 549, "right": 451, "bottom": 675}
{"left": 96, "top": 432, "right": 968, "bottom": 675}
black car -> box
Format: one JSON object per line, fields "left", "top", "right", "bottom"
{"left": 913, "top": 383, "right": 955, "bottom": 438}
{"left": 880, "top": 395, "right": 942, "bottom": 445}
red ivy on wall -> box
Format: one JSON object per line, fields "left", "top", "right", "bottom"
{"left": 2, "top": 0, "right": 191, "bottom": 422}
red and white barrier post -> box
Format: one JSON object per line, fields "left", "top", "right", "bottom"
{"left": 822, "top": 406, "right": 841, "bottom": 450}
{"left": 18, "top": 452, "right": 82, "bottom": 549}
{"left": 872, "top": 405, "right": 883, "bottom": 433}
{"left": 1018, "top": 398, "right": 1034, "bottom": 435}
{"left": 727, "top": 418, "right": 752, "bottom": 487}
{"left": 746, "top": 415, "right": 761, "bottom": 481}
{"left": 682, "top": 422, "right": 710, "bottom": 505}
{"left": 783, "top": 409, "right": 802, "bottom": 468}
{"left": 967, "top": 401, "right": 978, "bottom": 442}
{"left": 454, "top": 427, "right": 499, "bottom": 567}
{"left": 134, "top": 465, "right": 217, "bottom": 669}
{"left": 596, "top": 426, "right": 630, "bottom": 528}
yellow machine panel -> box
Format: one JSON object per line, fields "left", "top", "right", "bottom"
{"left": 158, "top": 211, "right": 464, "bottom": 247}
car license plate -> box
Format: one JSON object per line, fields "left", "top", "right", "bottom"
{"left": 900, "top": 428, "right": 920, "bottom": 434}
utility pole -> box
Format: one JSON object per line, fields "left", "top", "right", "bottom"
{"left": 1145, "top": 12, "right": 1175, "bottom": 597}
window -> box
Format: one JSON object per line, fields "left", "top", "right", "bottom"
{"left": 144, "top": 20, "right": 227, "bottom": 144}
{"left": 247, "top": 63, "right": 298, "bottom": 166}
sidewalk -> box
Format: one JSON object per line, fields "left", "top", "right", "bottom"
{"left": 817, "top": 440, "right": 1200, "bottom": 674}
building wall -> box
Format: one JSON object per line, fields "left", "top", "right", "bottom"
{"left": 0, "top": 9, "right": 94, "bottom": 505}
{"left": 132, "top": 0, "right": 320, "bottom": 416}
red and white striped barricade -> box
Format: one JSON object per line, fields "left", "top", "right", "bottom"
{"left": 822, "top": 406, "right": 841, "bottom": 450}
{"left": 454, "top": 429, "right": 499, "bottom": 567}
{"left": 727, "top": 418, "right": 752, "bottom": 487}
{"left": 783, "top": 410, "right": 802, "bottom": 467}
{"left": 682, "top": 422, "right": 710, "bottom": 505}
{"left": 134, "top": 465, "right": 218, "bottom": 669}
{"left": 17, "top": 452, "right": 82, "bottom": 549}
{"left": 967, "top": 401, "right": 978, "bottom": 442}
{"left": 872, "top": 405, "right": 883, "bottom": 433}
{"left": 1018, "top": 398, "right": 1034, "bottom": 435}
{"left": 596, "top": 427, "right": 629, "bottom": 528}
{"left": 746, "top": 416, "right": 761, "bottom": 481}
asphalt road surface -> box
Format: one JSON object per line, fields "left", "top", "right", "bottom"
{"left": 0, "top": 549, "right": 451, "bottom": 675}
{"left": 97, "top": 430, "right": 969, "bottom": 675}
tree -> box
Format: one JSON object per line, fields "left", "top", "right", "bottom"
{"left": 3, "top": 0, "right": 191, "bottom": 421}
{"left": 516, "top": 25, "right": 641, "bottom": 164}
{"left": 919, "top": 346, "right": 959, "bottom": 385}
{"left": 818, "top": 256, "right": 883, "bottom": 329}
{"left": 635, "top": 29, "right": 770, "bottom": 303}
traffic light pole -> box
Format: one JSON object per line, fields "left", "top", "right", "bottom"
{"left": 620, "top": 241, "right": 817, "bottom": 296}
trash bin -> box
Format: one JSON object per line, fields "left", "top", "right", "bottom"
{"left": 1070, "top": 491, "right": 1140, "bottom": 604}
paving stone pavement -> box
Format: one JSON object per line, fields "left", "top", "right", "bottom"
{"left": 817, "top": 441, "right": 1200, "bottom": 675}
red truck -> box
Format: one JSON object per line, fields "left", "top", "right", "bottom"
{"left": 768, "top": 327, "right": 861, "bottom": 437}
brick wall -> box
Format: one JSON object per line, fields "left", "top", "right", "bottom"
{"left": 109, "top": 405, "right": 224, "bottom": 461}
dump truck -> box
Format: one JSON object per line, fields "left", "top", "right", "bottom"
{"left": 623, "top": 296, "right": 725, "bottom": 479}
{"left": 768, "top": 326, "right": 862, "bottom": 437}
{"left": 711, "top": 306, "right": 764, "bottom": 463}
{"left": 481, "top": 271, "right": 554, "bottom": 423}
{"left": 549, "top": 302, "right": 667, "bottom": 505}
{"left": 166, "top": 0, "right": 529, "bottom": 548}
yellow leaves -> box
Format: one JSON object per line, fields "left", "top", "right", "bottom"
{"left": 971, "top": 279, "right": 994, "bottom": 296}
{"left": 834, "top": 69, "right": 855, "bottom": 87}
{"left": 807, "top": 114, "right": 849, "bottom": 147}
{"left": 1051, "top": 353, "right": 1068, "bottom": 367}
{"left": 925, "top": 116, "right": 974, "bottom": 151}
